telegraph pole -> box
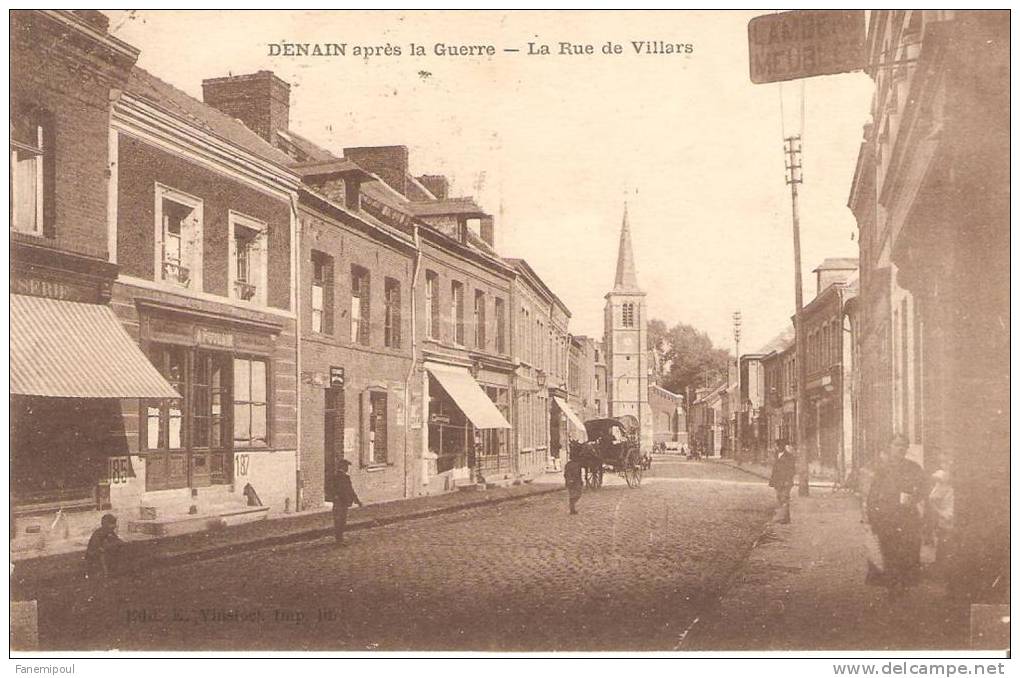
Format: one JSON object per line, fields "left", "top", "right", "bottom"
{"left": 732, "top": 310, "right": 742, "bottom": 462}
{"left": 785, "top": 134, "right": 810, "bottom": 496}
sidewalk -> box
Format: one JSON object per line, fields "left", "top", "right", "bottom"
{"left": 681, "top": 481, "right": 967, "bottom": 651}
{"left": 707, "top": 456, "right": 835, "bottom": 490}
{"left": 11, "top": 482, "right": 561, "bottom": 600}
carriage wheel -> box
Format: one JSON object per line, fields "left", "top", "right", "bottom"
{"left": 624, "top": 466, "right": 643, "bottom": 488}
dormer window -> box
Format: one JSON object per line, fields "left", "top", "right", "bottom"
{"left": 229, "top": 212, "right": 268, "bottom": 305}
{"left": 155, "top": 185, "right": 203, "bottom": 290}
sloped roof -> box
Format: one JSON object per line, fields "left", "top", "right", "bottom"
{"left": 408, "top": 197, "right": 487, "bottom": 217}
{"left": 291, "top": 158, "right": 374, "bottom": 181}
{"left": 813, "top": 257, "right": 859, "bottom": 272}
{"left": 755, "top": 325, "right": 796, "bottom": 356}
{"left": 276, "top": 129, "right": 337, "bottom": 163}
{"left": 125, "top": 67, "right": 296, "bottom": 169}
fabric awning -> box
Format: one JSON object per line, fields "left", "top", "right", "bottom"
{"left": 11, "top": 294, "right": 181, "bottom": 399}
{"left": 426, "top": 363, "right": 511, "bottom": 430}
{"left": 553, "top": 396, "right": 588, "bottom": 441}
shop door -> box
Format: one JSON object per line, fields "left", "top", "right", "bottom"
{"left": 191, "top": 351, "right": 232, "bottom": 487}
{"left": 323, "top": 380, "right": 345, "bottom": 502}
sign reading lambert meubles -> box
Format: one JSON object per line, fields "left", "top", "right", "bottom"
{"left": 748, "top": 10, "right": 866, "bottom": 84}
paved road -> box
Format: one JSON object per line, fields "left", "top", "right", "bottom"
{"left": 36, "top": 460, "right": 773, "bottom": 651}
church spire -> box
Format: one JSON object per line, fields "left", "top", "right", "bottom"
{"left": 612, "top": 201, "right": 642, "bottom": 294}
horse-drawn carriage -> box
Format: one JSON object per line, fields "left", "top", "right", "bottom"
{"left": 569, "top": 416, "right": 647, "bottom": 489}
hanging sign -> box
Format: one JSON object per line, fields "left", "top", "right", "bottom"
{"left": 748, "top": 10, "right": 866, "bottom": 84}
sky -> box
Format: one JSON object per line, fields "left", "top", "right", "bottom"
{"left": 107, "top": 10, "right": 874, "bottom": 353}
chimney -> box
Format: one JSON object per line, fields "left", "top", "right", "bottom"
{"left": 343, "top": 146, "right": 409, "bottom": 196}
{"left": 417, "top": 174, "right": 449, "bottom": 200}
{"left": 202, "top": 71, "right": 290, "bottom": 144}
{"left": 479, "top": 216, "right": 495, "bottom": 248}
{"left": 345, "top": 179, "right": 361, "bottom": 211}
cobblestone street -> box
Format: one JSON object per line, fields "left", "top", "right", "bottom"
{"left": 35, "top": 460, "right": 772, "bottom": 651}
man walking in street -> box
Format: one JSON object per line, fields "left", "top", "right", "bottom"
{"left": 332, "top": 459, "right": 363, "bottom": 546}
{"left": 564, "top": 448, "right": 583, "bottom": 515}
{"left": 768, "top": 441, "right": 796, "bottom": 524}
{"left": 866, "top": 434, "right": 928, "bottom": 597}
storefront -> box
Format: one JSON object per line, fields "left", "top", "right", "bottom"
{"left": 424, "top": 362, "right": 511, "bottom": 488}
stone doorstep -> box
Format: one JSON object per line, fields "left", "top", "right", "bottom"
{"left": 128, "top": 505, "right": 269, "bottom": 538}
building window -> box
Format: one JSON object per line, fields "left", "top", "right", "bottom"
{"left": 351, "top": 265, "right": 370, "bottom": 345}
{"left": 311, "top": 251, "right": 333, "bottom": 334}
{"left": 233, "top": 357, "right": 268, "bottom": 448}
{"left": 384, "top": 278, "right": 401, "bottom": 349}
{"left": 11, "top": 107, "right": 52, "bottom": 236}
{"left": 229, "top": 212, "right": 268, "bottom": 304}
{"left": 192, "top": 352, "right": 231, "bottom": 450}
{"left": 146, "top": 345, "right": 187, "bottom": 451}
{"left": 364, "top": 390, "right": 388, "bottom": 465}
{"left": 155, "top": 185, "right": 203, "bottom": 290}
{"left": 451, "top": 281, "right": 465, "bottom": 345}
{"left": 425, "top": 271, "right": 439, "bottom": 340}
{"left": 474, "top": 290, "right": 486, "bottom": 349}
{"left": 494, "top": 297, "right": 506, "bottom": 354}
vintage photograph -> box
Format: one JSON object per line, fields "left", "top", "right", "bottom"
{"left": 8, "top": 9, "right": 1010, "bottom": 657}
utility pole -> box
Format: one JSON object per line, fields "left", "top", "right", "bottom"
{"left": 732, "top": 310, "right": 742, "bottom": 462}
{"left": 785, "top": 134, "right": 810, "bottom": 496}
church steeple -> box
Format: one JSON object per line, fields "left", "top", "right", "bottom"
{"left": 612, "top": 201, "right": 642, "bottom": 294}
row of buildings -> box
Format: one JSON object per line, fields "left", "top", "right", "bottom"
{"left": 698, "top": 10, "right": 1008, "bottom": 608}
{"left": 10, "top": 10, "right": 686, "bottom": 551}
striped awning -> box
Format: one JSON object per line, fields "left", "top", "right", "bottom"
{"left": 426, "top": 363, "right": 511, "bottom": 430}
{"left": 10, "top": 294, "right": 180, "bottom": 399}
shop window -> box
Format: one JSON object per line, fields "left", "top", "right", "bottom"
{"left": 474, "top": 290, "right": 486, "bottom": 349}
{"left": 494, "top": 297, "right": 506, "bottom": 354}
{"left": 351, "top": 265, "right": 371, "bottom": 345}
{"left": 230, "top": 212, "right": 268, "bottom": 305}
{"left": 155, "top": 185, "right": 203, "bottom": 290}
{"left": 425, "top": 270, "right": 439, "bottom": 340}
{"left": 311, "top": 251, "right": 334, "bottom": 334}
{"left": 146, "top": 345, "right": 187, "bottom": 451}
{"left": 362, "top": 390, "right": 388, "bottom": 465}
{"left": 451, "top": 281, "right": 465, "bottom": 345}
{"left": 10, "top": 106, "right": 53, "bottom": 236}
{"left": 234, "top": 357, "right": 268, "bottom": 448}
{"left": 384, "top": 278, "right": 401, "bottom": 348}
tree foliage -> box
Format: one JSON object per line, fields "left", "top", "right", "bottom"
{"left": 648, "top": 319, "right": 732, "bottom": 403}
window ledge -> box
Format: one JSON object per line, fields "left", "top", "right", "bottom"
{"left": 362, "top": 463, "right": 391, "bottom": 473}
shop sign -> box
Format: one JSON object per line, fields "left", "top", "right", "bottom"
{"left": 195, "top": 327, "right": 235, "bottom": 349}
{"left": 330, "top": 367, "right": 345, "bottom": 386}
{"left": 12, "top": 276, "right": 92, "bottom": 302}
{"left": 748, "top": 10, "right": 865, "bottom": 84}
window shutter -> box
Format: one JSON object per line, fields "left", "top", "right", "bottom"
{"left": 375, "top": 392, "right": 388, "bottom": 464}
{"left": 361, "top": 274, "right": 371, "bottom": 345}
{"left": 359, "top": 390, "right": 371, "bottom": 468}
{"left": 325, "top": 260, "right": 335, "bottom": 335}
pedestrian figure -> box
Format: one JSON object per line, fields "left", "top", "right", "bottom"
{"left": 768, "top": 441, "right": 796, "bottom": 524}
{"left": 926, "top": 469, "right": 954, "bottom": 575}
{"left": 84, "top": 513, "right": 123, "bottom": 580}
{"left": 866, "top": 434, "right": 928, "bottom": 597}
{"left": 332, "top": 459, "right": 363, "bottom": 546}
{"left": 564, "top": 448, "right": 583, "bottom": 515}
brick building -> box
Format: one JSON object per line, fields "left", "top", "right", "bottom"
{"left": 200, "top": 73, "right": 419, "bottom": 507}
{"left": 848, "top": 10, "right": 1008, "bottom": 604}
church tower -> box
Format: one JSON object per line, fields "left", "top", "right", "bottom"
{"left": 604, "top": 203, "right": 653, "bottom": 452}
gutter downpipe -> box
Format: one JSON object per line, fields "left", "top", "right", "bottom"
{"left": 404, "top": 224, "right": 422, "bottom": 499}
{"left": 289, "top": 189, "right": 303, "bottom": 512}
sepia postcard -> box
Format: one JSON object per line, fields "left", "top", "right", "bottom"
{"left": 7, "top": 8, "right": 1010, "bottom": 666}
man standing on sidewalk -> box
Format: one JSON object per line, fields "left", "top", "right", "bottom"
{"left": 866, "top": 434, "right": 927, "bottom": 596}
{"left": 768, "top": 441, "right": 796, "bottom": 524}
{"left": 332, "top": 459, "right": 363, "bottom": 546}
